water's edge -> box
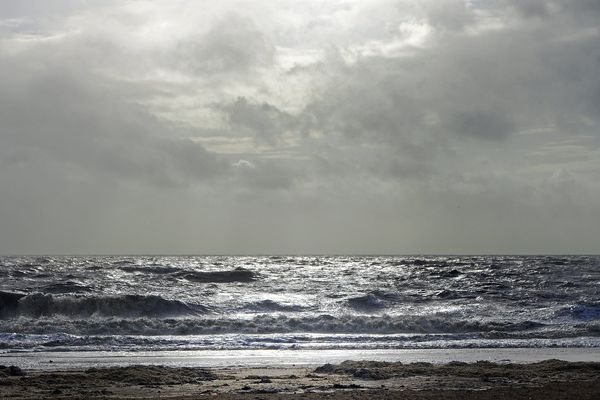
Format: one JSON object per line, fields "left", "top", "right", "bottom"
{"left": 4, "top": 348, "right": 600, "bottom": 370}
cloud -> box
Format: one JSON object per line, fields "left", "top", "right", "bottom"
{"left": 421, "top": 0, "right": 474, "bottom": 32}
{"left": 0, "top": 0, "right": 112, "bottom": 19}
{"left": 175, "top": 13, "right": 275, "bottom": 76}
{"left": 219, "top": 97, "right": 296, "bottom": 145}
{"left": 1, "top": 0, "right": 600, "bottom": 254}
{"left": 0, "top": 52, "right": 228, "bottom": 188}
{"left": 234, "top": 158, "right": 299, "bottom": 190}
{"left": 447, "top": 110, "right": 515, "bottom": 140}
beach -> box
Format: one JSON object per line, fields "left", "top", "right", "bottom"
{"left": 2, "top": 256, "right": 600, "bottom": 398}
{"left": 2, "top": 358, "right": 600, "bottom": 399}
{"left": 2, "top": 349, "right": 600, "bottom": 399}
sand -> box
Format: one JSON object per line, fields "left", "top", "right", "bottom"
{"left": 1, "top": 359, "right": 600, "bottom": 399}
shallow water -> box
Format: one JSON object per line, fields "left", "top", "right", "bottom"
{"left": 4, "top": 348, "right": 600, "bottom": 370}
{"left": 1, "top": 255, "right": 599, "bottom": 352}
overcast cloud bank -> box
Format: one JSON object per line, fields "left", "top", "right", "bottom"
{"left": 1, "top": 0, "right": 599, "bottom": 254}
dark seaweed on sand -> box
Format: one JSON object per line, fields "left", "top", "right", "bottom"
{"left": 314, "top": 359, "right": 600, "bottom": 380}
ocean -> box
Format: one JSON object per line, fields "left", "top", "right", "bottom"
{"left": 1, "top": 255, "right": 599, "bottom": 354}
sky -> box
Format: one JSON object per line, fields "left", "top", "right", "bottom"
{"left": 1, "top": 0, "right": 599, "bottom": 255}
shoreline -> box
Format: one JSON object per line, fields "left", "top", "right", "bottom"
{"left": 3, "top": 347, "right": 600, "bottom": 370}
{"left": 1, "top": 358, "right": 600, "bottom": 399}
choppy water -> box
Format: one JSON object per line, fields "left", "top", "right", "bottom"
{"left": 1, "top": 255, "right": 599, "bottom": 353}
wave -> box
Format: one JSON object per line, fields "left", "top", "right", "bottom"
{"left": 116, "top": 264, "right": 257, "bottom": 283}
{"left": 0, "top": 292, "right": 207, "bottom": 319}
{"left": 177, "top": 267, "right": 256, "bottom": 283}
{"left": 115, "top": 263, "right": 257, "bottom": 283}
{"left": 119, "top": 265, "right": 182, "bottom": 274}
{"left": 0, "top": 313, "right": 547, "bottom": 336}
{"left": 346, "top": 293, "right": 388, "bottom": 310}
{"left": 243, "top": 300, "right": 307, "bottom": 312}
{"left": 3, "top": 331, "right": 599, "bottom": 352}
{"left": 39, "top": 281, "right": 93, "bottom": 294}
{"left": 559, "top": 302, "right": 600, "bottom": 321}
{"left": 0, "top": 291, "right": 24, "bottom": 318}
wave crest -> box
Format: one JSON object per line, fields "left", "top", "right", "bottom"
{"left": 243, "top": 300, "right": 307, "bottom": 312}
{"left": 1, "top": 292, "right": 206, "bottom": 319}
{"left": 0, "top": 313, "right": 546, "bottom": 336}
{"left": 177, "top": 267, "right": 256, "bottom": 283}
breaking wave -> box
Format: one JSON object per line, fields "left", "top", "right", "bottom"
{"left": 0, "top": 313, "right": 547, "bottom": 336}
{"left": 0, "top": 292, "right": 207, "bottom": 319}
{"left": 2, "top": 331, "right": 598, "bottom": 352}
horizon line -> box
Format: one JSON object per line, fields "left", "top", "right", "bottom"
{"left": 1, "top": 253, "right": 599, "bottom": 257}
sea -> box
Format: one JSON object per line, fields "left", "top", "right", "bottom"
{"left": 1, "top": 255, "right": 600, "bottom": 354}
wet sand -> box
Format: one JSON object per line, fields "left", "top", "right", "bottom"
{"left": 1, "top": 359, "right": 600, "bottom": 399}
{"left": 7, "top": 348, "right": 600, "bottom": 370}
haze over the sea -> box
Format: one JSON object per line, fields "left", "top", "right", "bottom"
{"left": 1, "top": 0, "right": 599, "bottom": 255}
